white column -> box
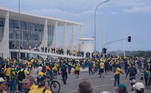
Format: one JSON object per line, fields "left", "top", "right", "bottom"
{"left": 38, "top": 19, "right": 48, "bottom": 48}
{"left": 43, "top": 19, "right": 48, "bottom": 46}
{"left": 70, "top": 25, "right": 75, "bottom": 50}
{"left": 51, "top": 21, "right": 58, "bottom": 48}
{"left": 38, "top": 19, "right": 48, "bottom": 59}
{"left": 78, "top": 25, "right": 82, "bottom": 50}
{"left": 62, "top": 23, "right": 67, "bottom": 49}
{"left": 0, "top": 11, "right": 9, "bottom": 58}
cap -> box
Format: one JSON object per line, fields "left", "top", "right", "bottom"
{"left": 0, "top": 77, "right": 5, "bottom": 84}
{"left": 133, "top": 82, "right": 145, "bottom": 91}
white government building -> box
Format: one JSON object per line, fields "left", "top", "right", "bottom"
{"left": 0, "top": 6, "right": 85, "bottom": 59}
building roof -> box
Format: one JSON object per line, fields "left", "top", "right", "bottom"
{"left": 0, "top": 6, "right": 82, "bottom": 26}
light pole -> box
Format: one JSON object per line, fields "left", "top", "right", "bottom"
{"left": 94, "top": 0, "right": 110, "bottom": 52}
{"left": 18, "top": 0, "right": 21, "bottom": 62}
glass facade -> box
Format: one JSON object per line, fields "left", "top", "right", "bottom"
{"left": 9, "top": 19, "right": 45, "bottom": 49}
{"left": 0, "top": 18, "right": 5, "bottom": 41}
{"left": 48, "top": 25, "right": 54, "bottom": 46}
{"left": 0, "top": 17, "right": 55, "bottom": 49}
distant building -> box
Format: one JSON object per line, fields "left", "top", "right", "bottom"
{"left": 0, "top": 7, "right": 82, "bottom": 58}
{"left": 79, "top": 38, "right": 94, "bottom": 56}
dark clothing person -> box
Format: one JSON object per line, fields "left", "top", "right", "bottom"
{"left": 126, "top": 66, "right": 137, "bottom": 80}
{"left": 61, "top": 65, "right": 68, "bottom": 85}
{"left": 124, "top": 60, "right": 128, "bottom": 73}
{"left": 126, "top": 65, "right": 137, "bottom": 91}
{"left": 144, "top": 69, "right": 149, "bottom": 86}
{"left": 88, "top": 61, "right": 93, "bottom": 75}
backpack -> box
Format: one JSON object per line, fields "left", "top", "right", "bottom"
{"left": 129, "top": 67, "right": 137, "bottom": 76}
{"left": 18, "top": 69, "right": 25, "bottom": 81}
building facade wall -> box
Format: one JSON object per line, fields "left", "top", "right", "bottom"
{"left": 0, "top": 7, "right": 82, "bottom": 58}
{"left": 0, "top": 12, "right": 9, "bottom": 58}
{"left": 0, "top": 12, "right": 55, "bottom": 58}
{"left": 8, "top": 19, "right": 55, "bottom": 49}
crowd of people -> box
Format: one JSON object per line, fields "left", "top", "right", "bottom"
{"left": 38, "top": 47, "right": 85, "bottom": 57}
{"left": 0, "top": 54, "right": 151, "bottom": 93}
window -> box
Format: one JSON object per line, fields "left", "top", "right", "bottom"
{"left": 0, "top": 19, "right": 4, "bottom": 27}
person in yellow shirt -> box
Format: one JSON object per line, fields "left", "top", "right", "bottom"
{"left": 75, "top": 62, "right": 80, "bottom": 78}
{"left": 114, "top": 66, "right": 123, "bottom": 87}
{"left": 0, "top": 77, "right": 6, "bottom": 93}
{"left": 24, "top": 69, "right": 29, "bottom": 76}
{"left": 28, "top": 78, "right": 52, "bottom": 93}
{"left": 93, "top": 61, "right": 96, "bottom": 68}
{"left": 28, "top": 60, "right": 32, "bottom": 71}
{"left": 38, "top": 71, "right": 45, "bottom": 77}
{"left": 13, "top": 58, "right": 16, "bottom": 64}
{"left": 23, "top": 76, "right": 38, "bottom": 93}
{"left": 99, "top": 61, "right": 104, "bottom": 78}
{"left": 4, "top": 65, "right": 11, "bottom": 81}
{"left": 52, "top": 63, "right": 58, "bottom": 75}
{"left": 37, "top": 71, "right": 46, "bottom": 84}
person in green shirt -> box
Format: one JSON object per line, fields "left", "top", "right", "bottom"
{"left": 67, "top": 62, "right": 72, "bottom": 74}
{"left": 10, "top": 65, "right": 17, "bottom": 93}
{"left": 144, "top": 67, "right": 149, "bottom": 87}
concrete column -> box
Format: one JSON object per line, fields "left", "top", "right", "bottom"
{"left": 62, "top": 23, "right": 67, "bottom": 49}
{"left": 78, "top": 25, "right": 82, "bottom": 50}
{"left": 38, "top": 19, "right": 48, "bottom": 59}
{"left": 51, "top": 21, "right": 58, "bottom": 48}
{"left": 0, "top": 11, "right": 9, "bottom": 58}
{"left": 70, "top": 25, "right": 75, "bottom": 50}
{"left": 38, "top": 19, "right": 48, "bottom": 48}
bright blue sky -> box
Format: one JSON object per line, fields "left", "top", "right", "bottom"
{"left": 0, "top": 0, "right": 151, "bottom": 51}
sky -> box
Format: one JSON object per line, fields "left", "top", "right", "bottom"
{"left": 0, "top": 0, "right": 151, "bottom": 51}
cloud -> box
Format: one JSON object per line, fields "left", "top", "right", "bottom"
{"left": 125, "top": 5, "right": 151, "bottom": 13}
{"left": 108, "top": 0, "right": 151, "bottom": 14}
{"left": 111, "top": 0, "right": 147, "bottom": 7}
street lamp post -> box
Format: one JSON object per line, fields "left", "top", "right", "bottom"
{"left": 94, "top": 0, "right": 110, "bottom": 52}
{"left": 18, "top": 0, "right": 21, "bottom": 62}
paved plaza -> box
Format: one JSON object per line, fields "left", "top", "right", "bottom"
{"left": 53, "top": 68, "right": 151, "bottom": 93}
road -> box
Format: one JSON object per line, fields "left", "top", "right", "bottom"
{"left": 54, "top": 68, "right": 151, "bottom": 93}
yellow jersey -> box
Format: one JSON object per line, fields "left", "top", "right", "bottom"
{"left": 31, "top": 59, "right": 34, "bottom": 63}
{"left": 38, "top": 72, "right": 45, "bottom": 77}
{"left": 28, "top": 61, "right": 31, "bottom": 67}
{"left": 53, "top": 66, "right": 58, "bottom": 71}
{"left": 24, "top": 69, "right": 29, "bottom": 76}
{"left": 30, "top": 85, "right": 38, "bottom": 90}
{"left": 28, "top": 87, "right": 52, "bottom": 93}
{"left": 75, "top": 63, "right": 80, "bottom": 71}
{"left": 93, "top": 62, "right": 96, "bottom": 67}
{"left": 100, "top": 62, "right": 104, "bottom": 69}
{"left": 146, "top": 70, "right": 149, "bottom": 74}
{"left": 114, "top": 67, "right": 120, "bottom": 75}
{"left": 4, "top": 68, "right": 11, "bottom": 76}
{"left": 2, "top": 90, "right": 6, "bottom": 93}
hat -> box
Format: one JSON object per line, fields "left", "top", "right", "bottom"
{"left": 133, "top": 82, "right": 144, "bottom": 91}
{"left": 0, "top": 77, "right": 5, "bottom": 84}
